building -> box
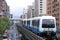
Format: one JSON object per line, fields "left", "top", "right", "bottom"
{"left": 27, "top": 6, "right": 33, "bottom": 18}
{"left": 20, "top": 5, "right": 35, "bottom": 19}
{"left": 23, "top": 8, "right": 27, "bottom": 19}
{"left": 47, "top": 0, "right": 60, "bottom": 26}
{"left": 0, "top": 0, "right": 10, "bottom": 18}
{"left": 31, "top": 3, "right": 35, "bottom": 18}
{"left": 20, "top": 8, "right": 27, "bottom": 19}
{"left": 2, "top": 0, "right": 10, "bottom": 18}
{"left": 0, "top": 0, "right": 4, "bottom": 18}
{"left": 20, "top": 14, "right": 25, "bottom": 19}
{"left": 27, "top": 4, "right": 35, "bottom": 19}
{"left": 34, "top": 0, "right": 47, "bottom": 17}
{"left": 5, "top": 2, "right": 10, "bottom": 18}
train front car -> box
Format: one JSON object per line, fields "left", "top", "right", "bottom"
{"left": 39, "top": 16, "right": 56, "bottom": 38}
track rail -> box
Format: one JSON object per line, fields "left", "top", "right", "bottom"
{"left": 17, "top": 24, "right": 45, "bottom": 40}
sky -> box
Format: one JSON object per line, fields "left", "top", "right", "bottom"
{"left": 5, "top": 0, "right": 34, "bottom": 18}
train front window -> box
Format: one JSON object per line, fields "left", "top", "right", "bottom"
{"left": 42, "top": 19, "right": 55, "bottom": 28}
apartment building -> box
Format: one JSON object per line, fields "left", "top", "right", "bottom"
{"left": 20, "top": 8, "right": 27, "bottom": 19}
{"left": 27, "top": 6, "right": 34, "bottom": 18}
{"left": 47, "top": 0, "right": 60, "bottom": 26}
{"left": 0, "top": 0, "right": 10, "bottom": 18}
{"left": 35, "top": 0, "right": 47, "bottom": 17}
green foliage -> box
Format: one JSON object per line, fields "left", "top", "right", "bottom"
{"left": 0, "top": 17, "right": 10, "bottom": 34}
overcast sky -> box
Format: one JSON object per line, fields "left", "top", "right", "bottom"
{"left": 5, "top": 0, "right": 34, "bottom": 18}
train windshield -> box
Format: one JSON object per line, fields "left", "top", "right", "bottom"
{"left": 42, "top": 19, "right": 55, "bottom": 28}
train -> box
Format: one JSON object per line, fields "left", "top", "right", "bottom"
{"left": 20, "top": 16, "right": 57, "bottom": 38}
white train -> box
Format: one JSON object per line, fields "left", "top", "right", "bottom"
{"left": 21, "top": 16, "right": 56, "bottom": 37}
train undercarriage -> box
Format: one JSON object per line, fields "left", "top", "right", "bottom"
{"left": 39, "top": 31, "right": 58, "bottom": 40}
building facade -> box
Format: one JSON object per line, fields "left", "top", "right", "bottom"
{"left": 0, "top": 0, "right": 4, "bottom": 18}
{"left": 27, "top": 6, "right": 33, "bottom": 18}
{"left": 47, "top": 0, "right": 60, "bottom": 26}
{"left": 20, "top": 8, "right": 27, "bottom": 19}
{"left": 34, "top": 0, "right": 47, "bottom": 17}
{"left": 0, "top": 0, "right": 10, "bottom": 18}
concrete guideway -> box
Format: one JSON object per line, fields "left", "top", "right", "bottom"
{"left": 17, "top": 24, "right": 45, "bottom": 40}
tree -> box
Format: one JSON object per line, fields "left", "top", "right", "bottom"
{"left": 0, "top": 17, "right": 10, "bottom": 35}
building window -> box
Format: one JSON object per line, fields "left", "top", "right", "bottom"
{"left": 52, "top": 0, "right": 57, "bottom": 4}
{"left": 40, "top": 9, "right": 42, "bottom": 10}
{"left": 53, "top": 9, "right": 56, "bottom": 12}
{"left": 48, "top": 11, "right": 50, "bottom": 14}
{"left": 40, "top": 7, "right": 42, "bottom": 8}
{"left": 40, "top": 0, "right": 42, "bottom": 1}
{"left": 56, "top": 13, "right": 59, "bottom": 16}
{"left": 57, "top": 3, "right": 59, "bottom": 6}
{"left": 40, "top": 2, "right": 42, "bottom": 3}
{"left": 56, "top": 18, "right": 59, "bottom": 20}
{"left": 48, "top": 3, "right": 51, "bottom": 5}
{"left": 53, "top": 4, "right": 57, "bottom": 8}
{"left": 48, "top": 0, "right": 51, "bottom": 1}
{"left": 40, "top": 4, "right": 42, "bottom": 6}
{"left": 48, "top": 7, "right": 51, "bottom": 10}
{"left": 2, "top": 10, "right": 5, "bottom": 12}
{"left": 40, "top": 11, "right": 42, "bottom": 13}
{"left": 0, "top": 15, "right": 2, "bottom": 17}
{"left": 47, "top": 8, "right": 49, "bottom": 10}
{"left": 54, "top": 0, "right": 57, "bottom": 2}
{"left": 56, "top": 3, "right": 59, "bottom": 6}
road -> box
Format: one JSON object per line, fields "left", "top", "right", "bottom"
{"left": 7, "top": 23, "right": 22, "bottom": 40}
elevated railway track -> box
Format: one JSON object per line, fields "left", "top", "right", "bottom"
{"left": 17, "top": 24, "right": 45, "bottom": 40}
{"left": 16, "top": 24, "right": 60, "bottom": 40}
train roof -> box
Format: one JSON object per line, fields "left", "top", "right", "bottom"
{"left": 30, "top": 16, "right": 55, "bottom": 19}
{"left": 22, "top": 16, "right": 55, "bottom": 20}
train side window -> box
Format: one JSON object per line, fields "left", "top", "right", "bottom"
{"left": 27, "top": 20, "right": 30, "bottom": 25}
{"left": 24, "top": 21, "right": 26, "bottom": 24}
{"left": 32, "top": 20, "right": 40, "bottom": 28}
